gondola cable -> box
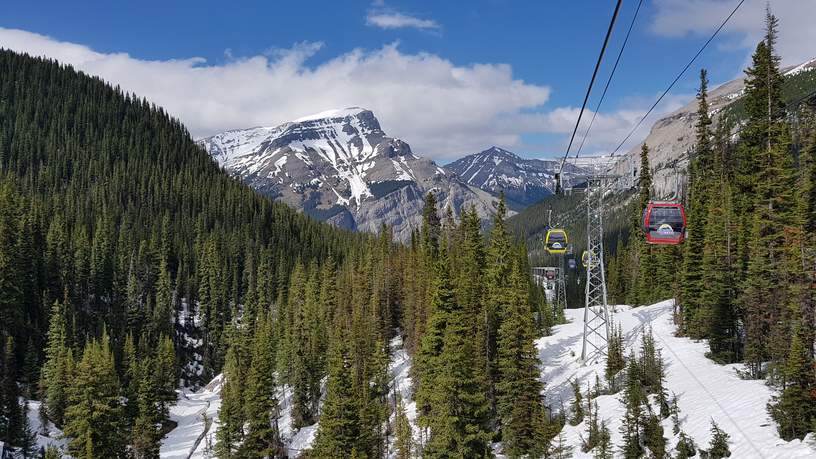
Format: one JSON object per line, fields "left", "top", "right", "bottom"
{"left": 556, "top": 0, "right": 623, "bottom": 180}
{"left": 603, "top": 0, "right": 747, "bottom": 165}
{"left": 574, "top": 0, "right": 644, "bottom": 160}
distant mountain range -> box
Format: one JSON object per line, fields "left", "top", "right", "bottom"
{"left": 443, "top": 146, "right": 587, "bottom": 211}
{"left": 199, "top": 108, "right": 509, "bottom": 241}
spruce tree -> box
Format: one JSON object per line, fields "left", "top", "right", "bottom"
{"left": 312, "top": 328, "right": 360, "bottom": 458}
{"left": 495, "top": 256, "right": 549, "bottom": 458}
{"left": 619, "top": 357, "right": 645, "bottom": 459}
{"left": 393, "top": 395, "right": 413, "bottom": 459}
{"left": 768, "top": 323, "right": 816, "bottom": 440}
{"left": 421, "top": 244, "right": 492, "bottom": 458}
{"left": 63, "top": 331, "right": 126, "bottom": 459}
{"left": 681, "top": 69, "right": 713, "bottom": 337}
{"left": 706, "top": 421, "right": 731, "bottom": 458}
{"left": 631, "top": 144, "right": 654, "bottom": 306}
{"left": 0, "top": 336, "right": 24, "bottom": 447}
{"left": 215, "top": 344, "right": 245, "bottom": 458}
{"left": 241, "top": 312, "right": 283, "bottom": 458}
{"left": 41, "top": 298, "right": 70, "bottom": 427}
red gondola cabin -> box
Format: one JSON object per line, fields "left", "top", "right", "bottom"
{"left": 642, "top": 202, "right": 686, "bottom": 245}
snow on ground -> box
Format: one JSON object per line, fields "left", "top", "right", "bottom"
{"left": 161, "top": 373, "right": 223, "bottom": 458}
{"left": 26, "top": 400, "right": 69, "bottom": 455}
{"left": 387, "top": 334, "right": 421, "bottom": 458}
{"left": 160, "top": 373, "right": 320, "bottom": 458}
{"left": 159, "top": 300, "right": 814, "bottom": 458}
{"left": 539, "top": 300, "right": 815, "bottom": 458}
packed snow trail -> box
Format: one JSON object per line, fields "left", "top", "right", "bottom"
{"left": 538, "top": 300, "right": 814, "bottom": 458}
{"left": 161, "top": 374, "right": 223, "bottom": 458}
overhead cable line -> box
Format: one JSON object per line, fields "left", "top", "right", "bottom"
{"left": 574, "top": 0, "right": 644, "bottom": 160}
{"left": 604, "top": 0, "right": 747, "bottom": 161}
{"left": 556, "top": 0, "right": 623, "bottom": 177}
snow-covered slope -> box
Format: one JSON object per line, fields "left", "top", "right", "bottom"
{"left": 540, "top": 301, "right": 815, "bottom": 458}
{"left": 199, "top": 108, "right": 506, "bottom": 241}
{"left": 161, "top": 300, "right": 814, "bottom": 458}
{"left": 444, "top": 147, "right": 587, "bottom": 210}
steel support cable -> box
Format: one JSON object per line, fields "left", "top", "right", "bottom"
{"left": 574, "top": 0, "right": 644, "bottom": 160}
{"left": 605, "top": 0, "right": 747, "bottom": 165}
{"left": 556, "top": 0, "right": 623, "bottom": 176}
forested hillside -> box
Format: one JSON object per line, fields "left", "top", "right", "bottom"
{"left": 0, "top": 49, "right": 365, "bottom": 456}
{"left": 0, "top": 49, "right": 557, "bottom": 458}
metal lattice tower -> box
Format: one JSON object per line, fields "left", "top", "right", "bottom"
{"left": 581, "top": 176, "right": 611, "bottom": 362}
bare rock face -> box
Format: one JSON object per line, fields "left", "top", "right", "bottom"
{"left": 610, "top": 57, "right": 816, "bottom": 198}
{"left": 198, "top": 107, "right": 505, "bottom": 241}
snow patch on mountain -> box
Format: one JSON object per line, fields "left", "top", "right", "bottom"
{"left": 199, "top": 108, "right": 505, "bottom": 241}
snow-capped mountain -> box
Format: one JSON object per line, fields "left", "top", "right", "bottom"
{"left": 444, "top": 146, "right": 586, "bottom": 210}
{"left": 199, "top": 108, "right": 505, "bottom": 240}
{"left": 610, "top": 56, "right": 816, "bottom": 197}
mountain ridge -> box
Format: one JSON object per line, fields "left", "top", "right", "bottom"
{"left": 199, "top": 108, "right": 507, "bottom": 241}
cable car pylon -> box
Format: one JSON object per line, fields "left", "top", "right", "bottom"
{"left": 581, "top": 174, "right": 613, "bottom": 362}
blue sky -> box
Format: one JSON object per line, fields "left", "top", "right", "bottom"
{"left": 1, "top": 0, "right": 813, "bottom": 160}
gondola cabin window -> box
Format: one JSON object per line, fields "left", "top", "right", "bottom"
{"left": 642, "top": 202, "right": 686, "bottom": 245}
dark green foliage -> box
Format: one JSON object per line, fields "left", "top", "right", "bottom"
{"left": 768, "top": 323, "right": 816, "bottom": 440}
{"left": 705, "top": 421, "right": 731, "bottom": 458}
{"left": 495, "top": 256, "right": 550, "bottom": 458}
{"left": 569, "top": 378, "right": 584, "bottom": 426}
{"left": 605, "top": 323, "right": 625, "bottom": 393}
{"left": 675, "top": 431, "right": 697, "bottom": 459}
{"left": 393, "top": 395, "right": 412, "bottom": 459}
{"left": 241, "top": 312, "right": 283, "bottom": 458}
{"left": 643, "top": 413, "right": 667, "bottom": 459}
{"left": 619, "top": 357, "right": 645, "bottom": 459}
{"left": 63, "top": 331, "right": 126, "bottom": 459}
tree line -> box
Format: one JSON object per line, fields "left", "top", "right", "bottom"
{"left": 606, "top": 10, "right": 816, "bottom": 441}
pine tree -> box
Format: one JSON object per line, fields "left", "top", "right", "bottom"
{"left": 63, "top": 331, "right": 126, "bottom": 459}
{"left": 393, "top": 394, "right": 413, "bottom": 459}
{"left": 484, "top": 194, "right": 513, "bottom": 417}
{"left": 495, "top": 256, "right": 549, "bottom": 458}
{"left": 619, "top": 357, "right": 645, "bottom": 459}
{"left": 131, "top": 359, "right": 162, "bottom": 459}
{"left": 768, "top": 323, "right": 816, "bottom": 440}
{"left": 41, "top": 298, "right": 70, "bottom": 427}
{"left": 681, "top": 69, "right": 713, "bottom": 337}
{"left": 1, "top": 336, "right": 24, "bottom": 447}
{"left": 605, "top": 323, "right": 625, "bottom": 393}
{"left": 154, "top": 335, "right": 177, "bottom": 422}
{"left": 421, "top": 244, "right": 492, "bottom": 458}
{"left": 569, "top": 378, "right": 584, "bottom": 426}
{"left": 737, "top": 8, "right": 797, "bottom": 378}
{"left": 593, "top": 420, "right": 613, "bottom": 459}
{"left": 643, "top": 413, "right": 667, "bottom": 459}
{"left": 631, "top": 144, "right": 654, "bottom": 306}
{"left": 215, "top": 344, "right": 245, "bottom": 458}
{"left": 675, "top": 431, "right": 697, "bottom": 459}
{"left": 241, "top": 312, "right": 283, "bottom": 458}
{"left": 706, "top": 421, "right": 731, "bottom": 458}
{"left": 312, "top": 329, "right": 359, "bottom": 458}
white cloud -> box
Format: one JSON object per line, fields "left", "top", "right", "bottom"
{"left": 0, "top": 27, "right": 557, "bottom": 160}
{"left": 650, "top": 0, "right": 816, "bottom": 67}
{"left": 0, "top": 26, "right": 697, "bottom": 161}
{"left": 366, "top": 11, "right": 440, "bottom": 30}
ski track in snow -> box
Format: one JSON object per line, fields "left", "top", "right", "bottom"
{"left": 539, "top": 300, "right": 815, "bottom": 458}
